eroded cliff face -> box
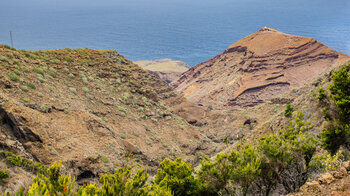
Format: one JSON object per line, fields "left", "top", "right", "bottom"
{"left": 174, "top": 27, "right": 350, "bottom": 108}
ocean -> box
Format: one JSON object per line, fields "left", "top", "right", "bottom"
{"left": 1, "top": 0, "right": 349, "bottom": 66}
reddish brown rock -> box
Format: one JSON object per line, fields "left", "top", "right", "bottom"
{"left": 174, "top": 27, "right": 350, "bottom": 108}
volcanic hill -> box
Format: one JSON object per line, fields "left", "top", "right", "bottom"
{"left": 174, "top": 27, "right": 350, "bottom": 108}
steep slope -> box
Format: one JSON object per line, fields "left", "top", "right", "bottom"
{"left": 136, "top": 59, "right": 190, "bottom": 83}
{"left": 174, "top": 27, "right": 350, "bottom": 108}
{"left": 0, "top": 46, "right": 213, "bottom": 187}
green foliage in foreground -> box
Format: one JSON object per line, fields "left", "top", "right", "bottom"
{"left": 329, "top": 65, "right": 350, "bottom": 120}
{"left": 27, "top": 162, "right": 75, "bottom": 196}
{"left": 319, "top": 63, "right": 350, "bottom": 154}
{"left": 320, "top": 123, "right": 350, "bottom": 154}
{"left": 26, "top": 162, "right": 172, "bottom": 196}
{"left": 155, "top": 158, "right": 203, "bottom": 196}
{"left": 198, "top": 112, "right": 316, "bottom": 195}
{"left": 17, "top": 112, "right": 318, "bottom": 195}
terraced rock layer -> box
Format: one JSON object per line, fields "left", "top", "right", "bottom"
{"left": 174, "top": 27, "right": 350, "bottom": 108}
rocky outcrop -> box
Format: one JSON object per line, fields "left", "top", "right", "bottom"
{"left": 290, "top": 161, "right": 350, "bottom": 196}
{"left": 174, "top": 27, "right": 350, "bottom": 108}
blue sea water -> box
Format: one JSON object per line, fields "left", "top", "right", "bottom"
{"left": 1, "top": 0, "right": 349, "bottom": 66}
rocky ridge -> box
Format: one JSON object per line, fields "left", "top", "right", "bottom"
{"left": 0, "top": 46, "right": 214, "bottom": 190}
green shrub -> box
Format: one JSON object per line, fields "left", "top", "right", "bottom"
{"left": 82, "top": 87, "right": 89, "bottom": 93}
{"left": 0, "top": 56, "right": 9, "bottom": 62}
{"left": 20, "top": 85, "right": 29, "bottom": 92}
{"left": 199, "top": 146, "right": 261, "bottom": 195}
{"left": 8, "top": 72, "right": 20, "bottom": 82}
{"left": 284, "top": 104, "right": 293, "bottom": 117}
{"left": 0, "top": 170, "right": 9, "bottom": 182}
{"left": 97, "top": 153, "right": 109, "bottom": 163}
{"left": 95, "top": 165, "right": 171, "bottom": 195}
{"left": 85, "top": 93, "right": 93, "bottom": 100}
{"left": 123, "top": 93, "right": 130, "bottom": 101}
{"left": 133, "top": 131, "right": 139, "bottom": 137}
{"left": 37, "top": 75, "right": 46, "bottom": 83}
{"left": 2, "top": 62, "right": 9, "bottom": 67}
{"left": 156, "top": 158, "right": 204, "bottom": 196}
{"left": 320, "top": 123, "right": 350, "bottom": 154}
{"left": 27, "top": 82, "right": 36, "bottom": 89}
{"left": 33, "top": 67, "right": 45, "bottom": 75}
{"left": 64, "top": 56, "right": 73, "bottom": 62}
{"left": 68, "top": 73, "right": 75, "bottom": 79}
{"left": 50, "top": 59, "right": 61, "bottom": 64}
{"left": 146, "top": 138, "right": 153, "bottom": 146}
{"left": 198, "top": 112, "right": 316, "bottom": 195}
{"left": 329, "top": 65, "right": 350, "bottom": 120}
{"left": 27, "top": 162, "right": 75, "bottom": 195}
{"left": 24, "top": 52, "right": 38, "bottom": 59}
{"left": 13, "top": 59, "right": 20, "bottom": 65}
{"left": 318, "top": 88, "right": 327, "bottom": 101}
{"left": 6, "top": 53, "right": 13, "bottom": 59}
{"left": 63, "top": 68, "right": 70, "bottom": 74}
{"left": 3, "top": 45, "right": 16, "bottom": 50}
{"left": 23, "top": 97, "right": 30, "bottom": 103}
{"left": 26, "top": 161, "right": 172, "bottom": 195}
{"left": 0, "top": 151, "right": 46, "bottom": 174}
{"left": 118, "top": 106, "right": 126, "bottom": 114}
{"left": 69, "top": 87, "right": 77, "bottom": 94}
{"left": 309, "top": 151, "right": 344, "bottom": 172}
{"left": 49, "top": 67, "right": 57, "bottom": 77}
{"left": 257, "top": 112, "right": 316, "bottom": 194}
{"left": 117, "top": 133, "right": 126, "bottom": 139}
{"left": 40, "top": 105, "right": 49, "bottom": 113}
{"left": 21, "top": 66, "right": 30, "bottom": 73}
{"left": 82, "top": 77, "right": 89, "bottom": 85}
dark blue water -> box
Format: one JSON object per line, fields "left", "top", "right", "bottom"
{"left": 1, "top": 0, "right": 349, "bottom": 66}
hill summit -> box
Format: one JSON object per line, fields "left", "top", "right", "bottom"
{"left": 174, "top": 27, "right": 350, "bottom": 108}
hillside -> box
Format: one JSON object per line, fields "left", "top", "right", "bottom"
{"left": 0, "top": 28, "right": 349, "bottom": 195}
{"left": 135, "top": 59, "right": 190, "bottom": 83}
{"left": 0, "top": 46, "right": 215, "bottom": 192}
{"left": 174, "top": 27, "right": 350, "bottom": 108}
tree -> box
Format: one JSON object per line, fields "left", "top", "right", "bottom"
{"left": 199, "top": 146, "right": 261, "bottom": 196}
{"left": 329, "top": 65, "right": 350, "bottom": 121}
{"left": 27, "top": 162, "right": 76, "bottom": 196}
{"left": 257, "top": 112, "right": 316, "bottom": 193}
{"left": 155, "top": 158, "right": 203, "bottom": 196}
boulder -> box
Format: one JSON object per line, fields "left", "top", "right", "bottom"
{"left": 319, "top": 173, "right": 335, "bottom": 184}
{"left": 300, "top": 181, "right": 323, "bottom": 195}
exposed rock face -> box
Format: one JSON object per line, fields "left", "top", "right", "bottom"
{"left": 174, "top": 27, "right": 350, "bottom": 108}
{"left": 289, "top": 161, "right": 350, "bottom": 196}
{"left": 136, "top": 59, "right": 190, "bottom": 83}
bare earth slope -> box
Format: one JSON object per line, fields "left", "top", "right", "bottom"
{"left": 0, "top": 47, "right": 213, "bottom": 189}
{"left": 174, "top": 27, "right": 350, "bottom": 108}
{"left": 136, "top": 59, "right": 190, "bottom": 83}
